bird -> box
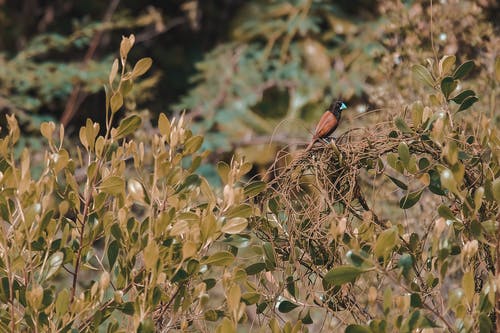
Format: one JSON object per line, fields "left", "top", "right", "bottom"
{"left": 305, "top": 100, "right": 347, "bottom": 151}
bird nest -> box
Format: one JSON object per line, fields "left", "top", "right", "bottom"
{"left": 257, "top": 122, "right": 398, "bottom": 262}
{"left": 250, "top": 122, "right": 429, "bottom": 313}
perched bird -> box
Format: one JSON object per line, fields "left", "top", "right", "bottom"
{"left": 305, "top": 100, "right": 347, "bottom": 151}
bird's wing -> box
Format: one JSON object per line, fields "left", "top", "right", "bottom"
{"left": 313, "top": 112, "right": 338, "bottom": 140}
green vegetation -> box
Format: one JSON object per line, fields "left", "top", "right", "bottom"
{"left": 0, "top": 1, "right": 499, "bottom": 332}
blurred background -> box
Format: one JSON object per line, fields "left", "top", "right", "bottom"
{"left": 0, "top": 0, "right": 498, "bottom": 183}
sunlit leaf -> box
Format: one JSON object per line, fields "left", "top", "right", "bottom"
{"left": 109, "top": 58, "right": 119, "bottom": 87}
{"left": 439, "top": 55, "right": 455, "bottom": 76}
{"left": 110, "top": 92, "right": 123, "bottom": 113}
{"left": 221, "top": 217, "right": 248, "bottom": 234}
{"left": 184, "top": 135, "right": 203, "bottom": 154}
{"left": 158, "top": 113, "right": 171, "bottom": 137}
{"left": 412, "top": 64, "right": 435, "bottom": 88}
{"left": 113, "top": 115, "right": 141, "bottom": 139}
{"left": 241, "top": 292, "right": 260, "bottom": 305}
{"left": 398, "top": 142, "right": 410, "bottom": 166}
{"left": 132, "top": 57, "right": 152, "bottom": 78}
{"left": 46, "top": 251, "right": 64, "bottom": 279}
{"left": 395, "top": 117, "right": 411, "bottom": 133}
{"left": 203, "top": 251, "right": 235, "bottom": 266}
{"left": 100, "top": 176, "right": 125, "bottom": 195}
{"left": 374, "top": 228, "right": 398, "bottom": 257}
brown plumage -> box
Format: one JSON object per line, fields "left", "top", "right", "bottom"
{"left": 305, "top": 100, "right": 347, "bottom": 151}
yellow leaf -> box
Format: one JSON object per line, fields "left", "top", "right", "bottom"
{"left": 143, "top": 241, "right": 159, "bottom": 272}
{"left": 132, "top": 57, "right": 153, "bottom": 78}
{"left": 221, "top": 217, "right": 248, "bottom": 234}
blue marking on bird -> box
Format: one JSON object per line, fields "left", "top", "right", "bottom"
{"left": 340, "top": 102, "right": 347, "bottom": 110}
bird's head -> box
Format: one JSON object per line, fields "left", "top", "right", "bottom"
{"left": 329, "top": 100, "right": 348, "bottom": 117}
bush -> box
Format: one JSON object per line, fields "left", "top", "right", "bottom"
{"left": 0, "top": 17, "right": 499, "bottom": 333}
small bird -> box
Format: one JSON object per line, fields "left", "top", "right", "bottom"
{"left": 305, "top": 100, "right": 347, "bottom": 151}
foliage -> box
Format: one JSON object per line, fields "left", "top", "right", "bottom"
{"left": 176, "top": 0, "right": 499, "bottom": 164}
{"left": 0, "top": 1, "right": 499, "bottom": 333}
{"left": 0, "top": 6, "right": 162, "bottom": 132}
{"left": 256, "top": 54, "right": 499, "bottom": 332}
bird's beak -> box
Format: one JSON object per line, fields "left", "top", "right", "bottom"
{"left": 340, "top": 102, "right": 347, "bottom": 110}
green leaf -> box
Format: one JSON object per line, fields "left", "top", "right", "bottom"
{"left": 440, "top": 168, "right": 458, "bottom": 194}
{"left": 411, "top": 101, "right": 423, "bottom": 127}
{"left": 131, "top": 57, "right": 152, "bottom": 78}
{"left": 217, "top": 161, "right": 230, "bottom": 184}
{"left": 110, "top": 92, "right": 123, "bottom": 113}
{"left": 100, "top": 176, "right": 125, "bottom": 195}
{"left": 428, "top": 169, "right": 446, "bottom": 195}
{"left": 244, "top": 181, "right": 267, "bottom": 197}
{"left": 387, "top": 175, "right": 408, "bottom": 190}
{"left": 492, "top": 178, "right": 500, "bottom": 204}
{"left": 479, "top": 313, "right": 493, "bottom": 333}
{"left": 55, "top": 289, "right": 70, "bottom": 315}
{"left": 374, "top": 228, "right": 398, "bottom": 257}
{"left": 113, "top": 115, "right": 142, "bottom": 139}
{"left": 245, "top": 262, "right": 266, "bottom": 275}
{"left": 451, "top": 90, "right": 475, "bottom": 104}
{"left": 398, "top": 253, "right": 413, "bottom": 277}
{"left": 262, "top": 242, "right": 276, "bottom": 268}
{"left": 437, "top": 205, "right": 456, "bottom": 220}
{"left": 457, "top": 96, "right": 478, "bottom": 112}
{"left": 301, "top": 310, "right": 313, "bottom": 324}
{"left": 410, "top": 293, "right": 422, "bottom": 307}
{"left": 221, "top": 217, "right": 248, "bottom": 234}
{"left": 203, "top": 251, "right": 235, "bottom": 266}
{"left": 137, "top": 318, "right": 155, "bottom": 333}
{"left": 107, "top": 240, "right": 119, "bottom": 269}
{"left": 241, "top": 292, "right": 261, "bottom": 305}
{"left": 398, "top": 142, "right": 410, "bottom": 166}
{"left": 395, "top": 117, "right": 411, "bottom": 133}
{"left": 226, "top": 204, "right": 252, "bottom": 218}
{"left": 453, "top": 60, "right": 474, "bottom": 80}
{"left": 324, "top": 266, "right": 365, "bottom": 285}
{"left": 462, "top": 270, "right": 474, "bottom": 303}
{"left": 440, "top": 76, "right": 457, "bottom": 99}
{"left": 204, "top": 309, "right": 220, "bottom": 321}
{"left": 184, "top": 135, "right": 203, "bottom": 154}
{"left": 278, "top": 300, "right": 298, "bottom": 313}
{"left": 175, "top": 174, "right": 201, "bottom": 193}
{"left": 345, "top": 324, "right": 372, "bottom": 333}
{"left": 412, "top": 64, "right": 435, "bottom": 88}
{"left": 399, "top": 190, "right": 423, "bottom": 209}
